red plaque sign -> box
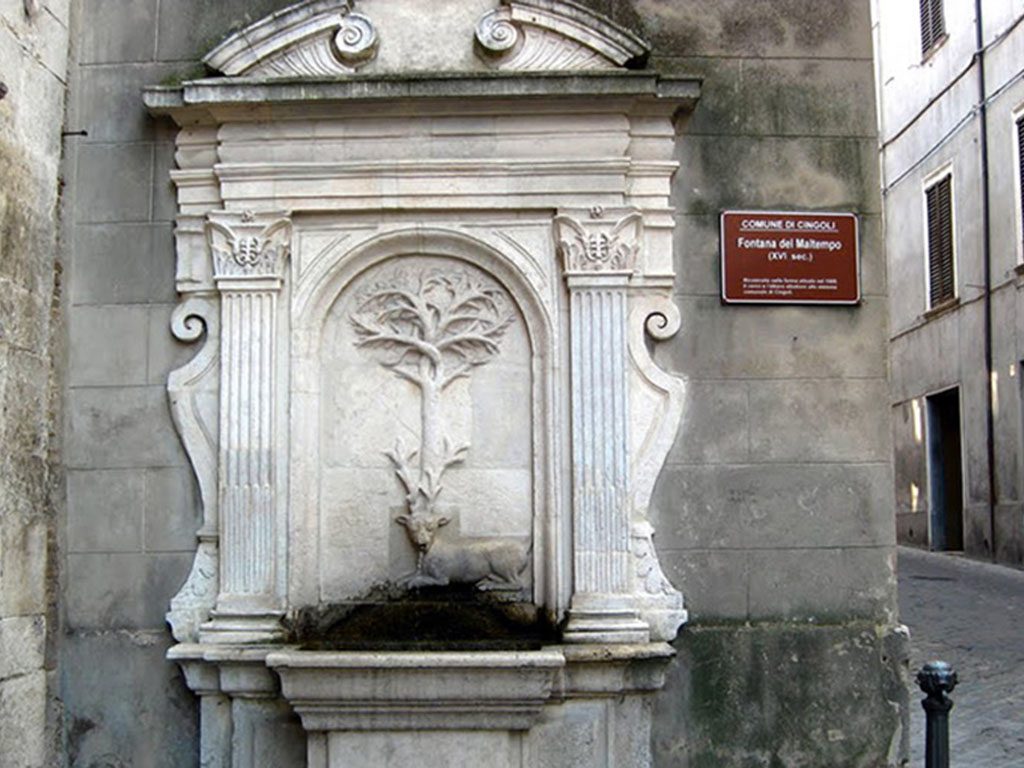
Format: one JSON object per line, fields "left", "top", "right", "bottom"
{"left": 720, "top": 211, "right": 859, "bottom": 304}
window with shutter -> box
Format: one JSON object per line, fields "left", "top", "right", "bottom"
{"left": 919, "top": 0, "right": 946, "bottom": 56}
{"left": 1016, "top": 114, "right": 1024, "bottom": 261}
{"left": 925, "top": 174, "right": 955, "bottom": 307}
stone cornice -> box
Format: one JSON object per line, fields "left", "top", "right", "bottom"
{"left": 143, "top": 72, "right": 700, "bottom": 124}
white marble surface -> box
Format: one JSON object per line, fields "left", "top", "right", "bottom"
{"left": 158, "top": 2, "right": 693, "bottom": 765}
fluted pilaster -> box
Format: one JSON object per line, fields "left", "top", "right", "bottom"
{"left": 556, "top": 208, "right": 650, "bottom": 644}
{"left": 201, "top": 210, "right": 291, "bottom": 643}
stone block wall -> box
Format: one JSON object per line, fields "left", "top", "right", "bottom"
{"left": 618, "top": 2, "right": 906, "bottom": 763}
{"left": 59, "top": 3, "right": 300, "bottom": 763}
{"left": 0, "top": 1, "right": 70, "bottom": 766}
{"left": 58, "top": 1, "right": 905, "bottom": 766}
{"left": 640, "top": 0, "right": 892, "bottom": 617}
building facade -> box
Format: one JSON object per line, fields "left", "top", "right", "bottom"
{"left": 1, "top": 0, "right": 908, "bottom": 765}
{"left": 0, "top": 1, "right": 70, "bottom": 765}
{"left": 873, "top": 0, "right": 1024, "bottom": 566}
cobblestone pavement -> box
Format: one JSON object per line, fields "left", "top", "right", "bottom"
{"left": 898, "top": 546, "right": 1024, "bottom": 767}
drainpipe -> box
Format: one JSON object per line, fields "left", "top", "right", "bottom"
{"left": 973, "top": 0, "right": 997, "bottom": 561}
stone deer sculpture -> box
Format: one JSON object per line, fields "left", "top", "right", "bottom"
{"left": 387, "top": 441, "right": 531, "bottom": 591}
{"left": 394, "top": 512, "right": 532, "bottom": 591}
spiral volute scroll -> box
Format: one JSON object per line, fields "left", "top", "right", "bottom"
{"left": 475, "top": 9, "right": 521, "bottom": 57}
{"left": 644, "top": 299, "right": 681, "bottom": 341}
{"left": 333, "top": 12, "right": 378, "bottom": 63}
{"left": 171, "top": 295, "right": 215, "bottom": 344}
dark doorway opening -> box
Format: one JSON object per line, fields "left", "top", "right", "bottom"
{"left": 926, "top": 387, "right": 964, "bottom": 551}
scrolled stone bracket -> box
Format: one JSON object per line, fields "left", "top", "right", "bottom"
{"left": 166, "top": 295, "right": 221, "bottom": 643}
{"left": 643, "top": 299, "right": 681, "bottom": 342}
{"left": 626, "top": 294, "right": 687, "bottom": 642}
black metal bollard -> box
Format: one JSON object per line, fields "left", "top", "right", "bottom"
{"left": 916, "top": 661, "right": 958, "bottom": 768}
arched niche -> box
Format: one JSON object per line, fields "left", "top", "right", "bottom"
{"left": 288, "top": 228, "right": 564, "bottom": 617}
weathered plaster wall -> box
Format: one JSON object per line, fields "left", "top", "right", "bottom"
{"left": 59, "top": 1, "right": 903, "bottom": 766}
{"left": 876, "top": 0, "right": 1024, "bottom": 567}
{"left": 0, "top": 1, "right": 70, "bottom": 765}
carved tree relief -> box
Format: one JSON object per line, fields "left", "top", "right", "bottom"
{"left": 349, "top": 267, "right": 516, "bottom": 524}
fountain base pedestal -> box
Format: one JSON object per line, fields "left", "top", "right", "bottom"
{"left": 171, "top": 643, "right": 674, "bottom": 768}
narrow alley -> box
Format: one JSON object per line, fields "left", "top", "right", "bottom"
{"left": 899, "top": 547, "right": 1024, "bottom": 767}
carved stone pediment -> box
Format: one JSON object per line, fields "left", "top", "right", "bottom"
{"left": 475, "top": 0, "right": 649, "bottom": 70}
{"left": 204, "top": 0, "right": 378, "bottom": 77}
{"left": 200, "top": 0, "right": 649, "bottom": 80}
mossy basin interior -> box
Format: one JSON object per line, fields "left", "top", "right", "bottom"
{"left": 288, "top": 584, "right": 559, "bottom": 651}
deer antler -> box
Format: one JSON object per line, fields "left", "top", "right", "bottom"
{"left": 421, "top": 437, "right": 469, "bottom": 505}
{"left": 442, "top": 437, "right": 470, "bottom": 466}
{"left": 384, "top": 439, "right": 419, "bottom": 505}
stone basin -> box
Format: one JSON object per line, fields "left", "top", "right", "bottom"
{"left": 265, "top": 644, "right": 674, "bottom": 768}
{"left": 171, "top": 640, "right": 674, "bottom": 768}
{"left": 266, "top": 648, "right": 566, "bottom": 731}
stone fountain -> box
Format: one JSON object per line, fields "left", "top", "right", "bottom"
{"left": 145, "top": 1, "right": 700, "bottom": 765}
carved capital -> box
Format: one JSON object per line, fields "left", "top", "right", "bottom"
{"left": 207, "top": 211, "right": 292, "bottom": 283}
{"left": 555, "top": 208, "right": 642, "bottom": 275}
